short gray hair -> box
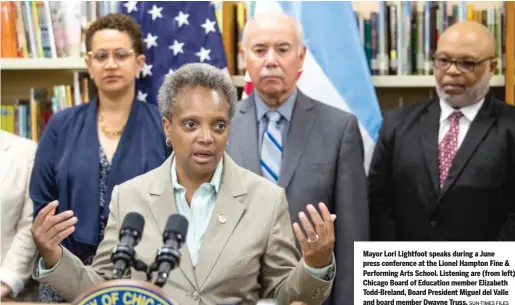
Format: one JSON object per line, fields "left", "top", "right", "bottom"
{"left": 157, "top": 63, "right": 238, "bottom": 120}
{"left": 241, "top": 13, "right": 305, "bottom": 52}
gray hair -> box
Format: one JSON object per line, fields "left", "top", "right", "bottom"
{"left": 157, "top": 63, "right": 238, "bottom": 120}
{"left": 241, "top": 13, "right": 305, "bottom": 53}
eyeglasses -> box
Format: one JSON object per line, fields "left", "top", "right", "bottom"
{"left": 87, "top": 49, "right": 135, "bottom": 64}
{"left": 432, "top": 56, "right": 493, "bottom": 73}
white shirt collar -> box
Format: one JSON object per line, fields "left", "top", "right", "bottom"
{"left": 170, "top": 156, "right": 224, "bottom": 193}
{"left": 439, "top": 98, "right": 484, "bottom": 123}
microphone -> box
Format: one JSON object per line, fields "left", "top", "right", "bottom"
{"left": 111, "top": 212, "right": 145, "bottom": 279}
{"left": 153, "top": 214, "right": 188, "bottom": 287}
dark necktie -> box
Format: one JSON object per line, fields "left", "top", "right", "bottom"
{"left": 438, "top": 111, "right": 464, "bottom": 188}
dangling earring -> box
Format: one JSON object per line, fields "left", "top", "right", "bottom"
{"left": 90, "top": 75, "right": 94, "bottom": 80}
{"left": 165, "top": 138, "right": 172, "bottom": 147}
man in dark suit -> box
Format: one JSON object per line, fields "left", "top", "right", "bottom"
{"left": 227, "top": 12, "right": 369, "bottom": 305}
{"left": 369, "top": 20, "right": 515, "bottom": 241}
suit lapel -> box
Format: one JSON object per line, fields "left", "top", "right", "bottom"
{"left": 419, "top": 101, "right": 441, "bottom": 197}
{"left": 278, "top": 92, "right": 315, "bottom": 189}
{"left": 439, "top": 98, "right": 495, "bottom": 200}
{"left": 195, "top": 154, "right": 246, "bottom": 289}
{"left": 147, "top": 155, "right": 197, "bottom": 289}
{"left": 236, "top": 95, "right": 261, "bottom": 174}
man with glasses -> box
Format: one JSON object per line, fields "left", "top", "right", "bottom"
{"left": 368, "top": 20, "right": 515, "bottom": 241}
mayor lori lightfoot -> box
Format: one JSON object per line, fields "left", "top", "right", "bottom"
{"left": 30, "top": 63, "right": 337, "bottom": 305}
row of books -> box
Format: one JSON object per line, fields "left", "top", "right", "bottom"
{"left": 0, "top": 72, "right": 92, "bottom": 141}
{"left": 0, "top": 1, "right": 508, "bottom": 78}
{"left": 356, "top": 1, "right": 507, "bottom": 76}
{"left": 1, "top": 0, "right": 117, "bottom": 59}
{"left": 1, "top": 0, "right": 249, "bottom": 75}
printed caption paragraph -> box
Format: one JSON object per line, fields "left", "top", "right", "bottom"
{"left": 355, "top": 242, "right": 515, "bottom": 305}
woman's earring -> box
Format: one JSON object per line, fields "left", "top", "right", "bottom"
{"left": 165, "top": 138, "right": 172, "bottom": 147}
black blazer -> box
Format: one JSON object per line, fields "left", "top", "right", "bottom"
{"left": 368, "top": 94, "right": 515, "bottom": 241}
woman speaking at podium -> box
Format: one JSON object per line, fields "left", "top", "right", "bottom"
{"left": 29, "top": 13, "right": 171, "bottom": 303}
{"left": 31, "top": 63, "right": 336, "bottom": 305}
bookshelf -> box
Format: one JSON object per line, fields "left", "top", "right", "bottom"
{"left": 1, "top": 1, "right": 513, "bottom": 110}
{"left": 0, "top": 57, "right": 246, "bottom": 87}
{"left": 351, "top": 0, "right": 512, "bottom": 108}
{"left": 0, "top": 58, "right": 507, "bottom": 89}
{"left": 0, "top": 58, "right": 505, "bottom": 88}
{"left": 1, "top": 58, "right": 88, "bottom": 70}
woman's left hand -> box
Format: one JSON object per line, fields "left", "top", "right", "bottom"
{"left": 293, "top": 202, "right": 336, "bottom": 268}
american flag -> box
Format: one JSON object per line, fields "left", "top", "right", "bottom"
{"left": 119, "top": 1, "right": 228, "bottom": 105}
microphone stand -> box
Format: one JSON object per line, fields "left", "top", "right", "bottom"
{"left": 147, "top": 262, "right": 158, "bottom": 282}
{"left": 111, "top": 249, "right": 153, "bottom": 282}
{"left": 147, "top": 244, "right": 181, "bottom": 287}
{"left": 126, "top": 252, "right": 277, "bottom": 305}
{"left": 132, "top": 258, "right": 152, "bottom": 282}
{"left": 129, "top": 250, "right": 175, "bottom": 285}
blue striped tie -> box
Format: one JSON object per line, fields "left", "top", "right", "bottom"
{"left": 260, "top": 111, "right": 283, "bottom": 183}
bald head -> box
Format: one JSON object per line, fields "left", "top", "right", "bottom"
{"left": 437, "top": 20, "right": 495, "bottom": 57}
{"left": 433, "top": 20, "right": 496, "bottom": 108}
{"left": 241, "top": 12, "right": 305, "bottom": 51}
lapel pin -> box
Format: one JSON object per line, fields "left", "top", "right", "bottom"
{"left": 219, "top": 214, "right": 227, "bottom": 224}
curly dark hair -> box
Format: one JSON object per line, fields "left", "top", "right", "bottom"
{"left": 85, "top": 13, "right": 144, "bottom": 55}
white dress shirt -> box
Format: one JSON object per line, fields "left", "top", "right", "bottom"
{"left": 171, "top": 157, "right": 223, "bottom": 267}
{"left": 438, "top": 99, "right": 484, "bottom": 147}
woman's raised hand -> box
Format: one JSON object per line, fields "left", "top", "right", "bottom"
{"left": 31, "top": 201, "right": 77, "bottom": 268}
